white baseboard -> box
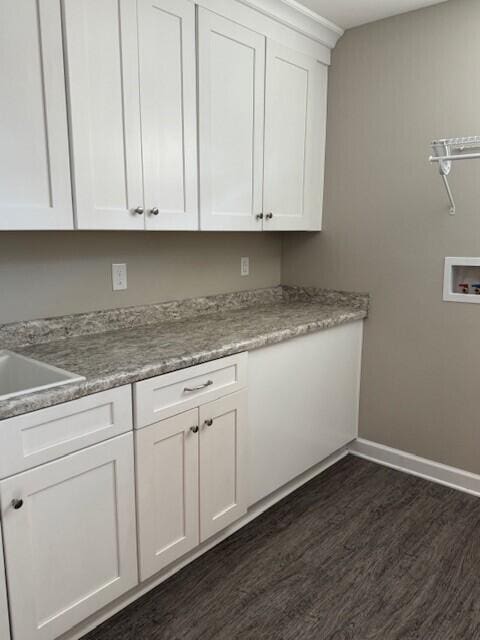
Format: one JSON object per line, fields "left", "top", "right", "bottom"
{"left": 349, "top": 438, "right": 480, "bottom": 497}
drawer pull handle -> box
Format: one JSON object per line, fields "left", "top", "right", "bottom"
{"left": 134, "top": 206, "right": 144, "bottom": 215}
{"left": 190, "top": 425, "right": 199, "bottom": 434}
{"left": 11, "top": 498, "right": 23, "bottom": 510}
{"left": 184, "top": 380, "right": 213, "bottom": 393}
{"left": 204, "top": 418, "right": 213, "bottom": 427}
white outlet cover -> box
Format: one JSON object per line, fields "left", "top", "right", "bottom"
{"left": 112, "top": 263, "right": 127, "bottom": 291}
{"left": 241, "top": 257, "right": 249, "bottom": 276}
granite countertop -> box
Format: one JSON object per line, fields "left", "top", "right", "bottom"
{"left": 0, "top": 286, "right": 369, "bottom": 421}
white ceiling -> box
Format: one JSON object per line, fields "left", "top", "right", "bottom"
{"left": 294, "top": 0, "right": 449, "bottom": 29}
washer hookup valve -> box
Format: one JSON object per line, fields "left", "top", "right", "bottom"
{"left": 459, "top": 283, "right": 470, "bottom": 294}
{"left": 472, "top": 284, "right": 480, "bottom": 295}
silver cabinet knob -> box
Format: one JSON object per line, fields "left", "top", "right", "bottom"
{"left": 150, "top": 207, "right": 159, "bottom": 216}
{"left": 134, "top": 206, "right": 144, "bottom": 215}
{"left": 265, "top": 212, "right": 273, "bottom": 220}
{"left": 11, "top": 498, "right": 23, "bottom": 510}
{"left": 256, "top": 213, "right": 264, "bottom": 220}
{"left": 204, "top": 418, "right": 213, "bottom": 427}
{"left": 190, "top": 425, "right": 199, "bottom": 433}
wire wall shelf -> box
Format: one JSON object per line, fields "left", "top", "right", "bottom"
{"left": 429, "top": 137, "right": 480, "bottom": 215}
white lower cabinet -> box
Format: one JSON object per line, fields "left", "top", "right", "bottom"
{"left": 0, "top": 327, "right": 364, "bottom": 639}
{"left": 0, "top": 526, "right": 10, "bottom": 640}
{"left": 135, "top": 409, "right": 200, "bottom": 581}
{"left": 0, "top": 433, "right": 138, "bottom": 640}
{"left": 136, "top": 390, "right": 247, "bottom": 581}
{"left": 199, "top": 393, "right": 247, "bottom": 541}
{"left": 248, "top": 321, "right": 363, "bottom": 505}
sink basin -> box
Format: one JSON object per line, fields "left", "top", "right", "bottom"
{"left": 0, "top": 350, "right": 85, "bottom": 401}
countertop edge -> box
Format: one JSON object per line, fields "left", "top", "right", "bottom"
{"left": 0, "top": 309, "right": 367, "bottom": 422}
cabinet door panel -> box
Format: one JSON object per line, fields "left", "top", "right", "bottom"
{"left": 136, "top": 409, "right": 199, "bottom": 580}
{"left": 1, "top": 434, "right": 138, "bottom": 640}
{"left": 139, "top": 0, "right": 198, "bottom": 230}
{"left": 0, "top": 0, "right": 73, "bottom": 230}
{"left": 199, "top": 391, "right": 247, "bottom": 541}
{"left": 198, "top": 9, "right": 265, "bottom": 231}
{"left": 63, "top": 0, "right": 144, "bottom": 229}
{"left": 263, "top": 41, "right": 327, "bottom": 231}
{"left": 248, "top": 322, "right": 363, "bottom": 505}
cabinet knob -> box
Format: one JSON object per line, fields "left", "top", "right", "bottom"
{"left": 265, "top": 212, "right": 273, "bottom": 220}
{"left": 134, "top": 206, "right": 144, "bottom": 215}
{"left": 256, "top": 213, "right": 264, "bottom": 220}
{"left": 150, "top": 207, "right": 159, "bottom": 216}
{"left": 204, "top": 418, "right": 213, "bottom": 427}
{"left": 190, "top": 425, "right": 199, "bottom": 434}
{"left": 11, "top": 498, "right": 23, "bottom": 510}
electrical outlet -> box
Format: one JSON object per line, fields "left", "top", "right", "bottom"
{"left": 112, "top": 263, "right": 127, "bottom": 291}
{"left": 241, "top": 257, "right": 250, "bottom": 276}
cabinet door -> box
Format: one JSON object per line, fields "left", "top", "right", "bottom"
{"left": 135, "top": 409, "right": 200, "bottom": 580}
{"left": 198, "top": 9, "right": 265, "bottom": 231}
{"left": 138, "top": 0, "right": 198, "bottom": 230}
{"left": 63, "top": 0, "right": 144, "bottom": 230}
{"left": 0, "top": 434, "right": 138, "bottom": 640}
{"left": 199, "top": 391, "right": 247, "bottom": 541}
{"left": 263, "top": 41, "right": 327, "bottom": 231}
{"left": 0, "top": 0, "right": 73, "bottom": 230}
{"left": 0, "top": 527, "right": 10, "bottom": 640}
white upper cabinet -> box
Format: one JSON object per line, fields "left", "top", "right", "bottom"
{"left": 0, "top": 0, "right": 73, "bottom": 230}
{"left": 138, "top": 0, "right": 198, "bottom": 230}
{"left": 198, "top": 9, "right": 265, "bottom": 231}
{"left": 1, "top": 0, "right": 335, "bottom": 232}
{"left": 64, "top": 0, "right": 198, "bottom": 231}
{"left": 63, "top": 0, "right": 144, "bottom": 230}
{"left": 263, "top": 41, "right": 328, "bottom": 231}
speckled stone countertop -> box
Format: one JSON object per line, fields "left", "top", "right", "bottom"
{"left": 0, "top": 286, "right": 369, "bottom": 421}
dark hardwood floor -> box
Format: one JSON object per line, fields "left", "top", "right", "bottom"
{"left": 82, "top": 455, "right": 480, "bottom": 640}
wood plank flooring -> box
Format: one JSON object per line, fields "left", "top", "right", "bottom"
{"left": 82, "top": 456, "right": 480, "bottom": 640}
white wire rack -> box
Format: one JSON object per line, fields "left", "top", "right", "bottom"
{"left": 429, "top": 137, "right": 480, "bottom": 214}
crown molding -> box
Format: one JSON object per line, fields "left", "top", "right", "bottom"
{"left": 278, "top": 0, "right": 344, "bottom": 35}
{"left": 236, "top": 0, "right": 344, "bottom": 48}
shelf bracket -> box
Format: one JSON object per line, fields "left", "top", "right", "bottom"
{"left": 440, "top": 174, "right": 456, "bottom": 215}
{"left": 432, "top": 141, "right": 456, "bottom": 215}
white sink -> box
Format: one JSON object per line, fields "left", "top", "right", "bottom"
{"left": 0, "top": 350, "right": 85, "bottom": 401}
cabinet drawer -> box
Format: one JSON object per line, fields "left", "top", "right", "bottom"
{"left": 134, "top": 353, "right": 247, "bottom": 428}
{"left": 0, "top": 386, "right": 132, "bottom": 479}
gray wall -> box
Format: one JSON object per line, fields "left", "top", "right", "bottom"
{"left": 283, "top": 0, "right": 480, "bottom": 473}
{"left": 0, "top": 232, "right": 281, "bottom": 324}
